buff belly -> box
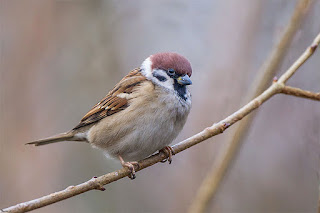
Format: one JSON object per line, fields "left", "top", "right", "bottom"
{"left": 87, "top": 81, "right": 191, "bottom": 161}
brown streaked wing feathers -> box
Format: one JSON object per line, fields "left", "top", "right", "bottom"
{"left": 73, "top": 68, "right": 146, "bottom": 129}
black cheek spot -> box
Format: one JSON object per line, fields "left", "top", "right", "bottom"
{"left": 157, "top": 76, "right": 167, "bottom": 82}
{"left": 153, "top": 72, "right": 167, "bottom": 82}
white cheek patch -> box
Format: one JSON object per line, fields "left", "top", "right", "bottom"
{"left": 159, "top": 77, "right": 174, "bottom": 90}
{"left": 141, "top": 58, "right": 174, "bottom": 91}
{"left": 151, "top": 69, "right": 174, "bottom": 90}
{"left": 141, "top": 57, "right": 153, "bottom": 79}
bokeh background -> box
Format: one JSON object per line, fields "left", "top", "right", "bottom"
{"left": 1, "top": 0, "right": 320, "bottom": 212}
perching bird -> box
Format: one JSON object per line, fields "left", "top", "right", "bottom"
{"left": 27, "top": 52, "right": 192, "bottom": 179}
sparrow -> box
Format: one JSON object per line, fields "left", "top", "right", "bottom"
{"left": 27, "top": 52, "right": 192, "bottom": 179}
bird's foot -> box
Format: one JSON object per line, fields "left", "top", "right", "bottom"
{"left": 118, "top": 155, "right": 140, "bottom": 180}
{"left": 160, "top": 146, "right": 175, "bottom": 164}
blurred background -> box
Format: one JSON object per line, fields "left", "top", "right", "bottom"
{"left": 1, "top": 0, "right": 320, "bottom": 212}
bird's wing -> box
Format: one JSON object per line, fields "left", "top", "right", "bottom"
{"left": 73, "top": 68, "right": 146, "bottom": 129}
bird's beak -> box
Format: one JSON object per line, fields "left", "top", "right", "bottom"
{"left": 177, "top": 75, "right": 192, "bottom": 85}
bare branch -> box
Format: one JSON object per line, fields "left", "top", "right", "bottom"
{"left": 3, "top": 25, "right": 320, "bottom": 213}
{"left": 278, "top": 33, "right": 320, "bottom": 84}
{"left": 280, "top": 85, "right": 320, "bottom": 101}
{"left": 188, "top": 1, "right": 315, "bottom": 212}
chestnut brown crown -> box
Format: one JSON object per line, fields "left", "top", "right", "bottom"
{"left": 150, "top": 52, "right": 192, "bottom": 77}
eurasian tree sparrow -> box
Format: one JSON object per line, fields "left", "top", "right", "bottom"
{"left": 27, "top": 52, "right": 192, "bottom": 179}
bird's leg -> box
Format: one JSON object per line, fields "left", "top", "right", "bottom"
{"left": 118, "top": 155, "right": 140, "bottom": 180}
{"left": 160, "top": 146, "right": 175, "bottom": 164}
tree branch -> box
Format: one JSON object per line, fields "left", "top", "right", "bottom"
{"left": 280, "top": 85, "right": 320, "bottom": 101}
{"left": 278, "top": 34, "right": 319, "bottom": 84}
{"left": 188, "top": 1, "right": 314, "bottom": 212}
{"left": 2, "top": 33, "right": 320, "bottom": 213}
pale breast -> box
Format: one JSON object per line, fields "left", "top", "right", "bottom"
{"left": 87, "top": 81, "right": 191, "bottom": 161}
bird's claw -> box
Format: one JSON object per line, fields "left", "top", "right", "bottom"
{"left": 118, "top": 155, "right": 140, "bottom": 179}
{"left": 160, "top": 146, "right": 175, "bottom": 164}
{"left": 123, "top": 162, "right": 139, "bottom": 179}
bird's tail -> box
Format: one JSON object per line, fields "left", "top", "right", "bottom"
{"left": 26, "top": 132, "right": 76, "bottom": 146}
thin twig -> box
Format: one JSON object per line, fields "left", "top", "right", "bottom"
{"left": 188, "top": 1, "right": 313, "bottom": 212}
{"left": 280, "top": 85, "right": 320, "bottom": 101}
{"left": 278, "top": 33, "right": 320, "bottom": 84}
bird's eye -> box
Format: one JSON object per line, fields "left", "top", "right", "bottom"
{"left": 167, "top": 69, "right": 175, "bottom": 75}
